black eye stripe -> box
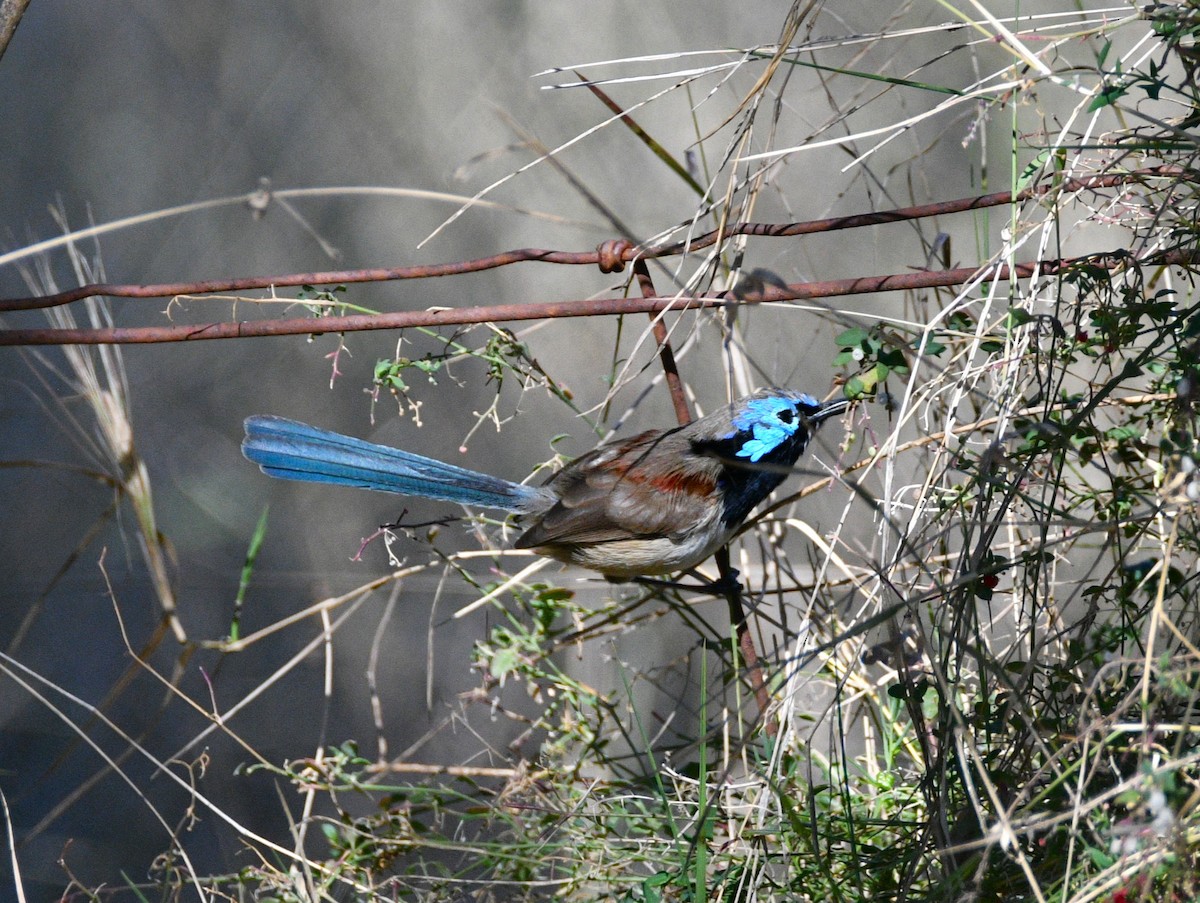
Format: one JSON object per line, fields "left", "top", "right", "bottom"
{"left": 778, "top": 408, "right": 795, "bottom": 423}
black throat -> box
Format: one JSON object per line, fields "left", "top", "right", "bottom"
{"left": 691, "top": 429, "right": 812, "bottom": 527}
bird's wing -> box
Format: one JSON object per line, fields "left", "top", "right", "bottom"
{"left": 514, "top": 429, "right": 720, "bottom": 549}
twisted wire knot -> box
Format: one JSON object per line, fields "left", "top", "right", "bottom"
{"left": 596, "top": 239, "right": 634, "bottom": 274}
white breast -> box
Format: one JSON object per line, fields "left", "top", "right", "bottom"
{"left": 534, "top": 517, "right": 735, "bottom": 580}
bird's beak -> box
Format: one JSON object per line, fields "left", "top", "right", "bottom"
{"left": 810, "top": 398, "right": 852, "bottom": 424}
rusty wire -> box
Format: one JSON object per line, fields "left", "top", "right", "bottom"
{"left": 0, "top": 166, "right": 1184, "bottom": 339}
{"left": 0, "top": 249, "right": 1194, "bottom": 347}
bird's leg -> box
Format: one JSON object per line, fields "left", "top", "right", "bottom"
{"left": 715, "top": 547, "right": 775, "bottom": 735}
{"left": 629, "top": 567, "right": 742, "bottom": 596}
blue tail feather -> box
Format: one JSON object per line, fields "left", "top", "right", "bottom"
{"left": 243, "top": 416, "right": 549, "bottom": 513}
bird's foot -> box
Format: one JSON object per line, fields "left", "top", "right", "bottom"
{"left": 631, "top": 568, "right": 742, "bottom": 597}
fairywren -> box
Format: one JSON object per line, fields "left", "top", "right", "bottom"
{"left": 243, "top": 389, "right": 849, "bottom": 580}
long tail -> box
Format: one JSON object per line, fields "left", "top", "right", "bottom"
{"left": 242, "top": 416, "right": 551, "bottom": 513}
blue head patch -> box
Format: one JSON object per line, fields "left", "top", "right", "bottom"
{"left": 726, "top": 393, "right": 818, "bottom": 462}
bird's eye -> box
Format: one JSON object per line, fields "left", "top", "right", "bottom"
{"left": 777, "top": 408, "right": 795, "bottom": 424}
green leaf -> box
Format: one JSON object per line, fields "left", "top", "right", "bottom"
{"left": 1018, "top": 151, "right": 1049, "bottom": 191}
{"left": 1143, "top": 67, "right": 1162, "bottom": 100}
{"left": 846, "top": 368, "right": 884, "bottom": 397}
{"left": 488, "top": 646, "right": 521, "bottom": 680}
{"left": 834, "top": 327, "right": 870, "bottom": 348}
{"left": 1107, "top": 425, "right": 1142, "bottom": 441}
{"left": 231, "top": 505, "right": 270, "bottom": 642}
{"left": 643, "top": 871, "right": 671, "bottom": 903}
{"left": 535, "top": 586, "right": 575, "bottom": 603}
{"left": 1088, "top": 82, "right": 1128, "bottom": 112}
{"left": 980, "top": 339, "right": 1006, "bottom": 353}
{"left": 1115, "top": 789, "right": 1143, "bottom": 807}
{"left": 1007, "top": 307, "right": 1034, "bottom": 328}
{"left": 878, "top": 348, "right": 910, "bottom": 373}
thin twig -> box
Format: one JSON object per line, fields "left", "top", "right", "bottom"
{"left": 630, "top": 256, "right": 692, "bottom": 424}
